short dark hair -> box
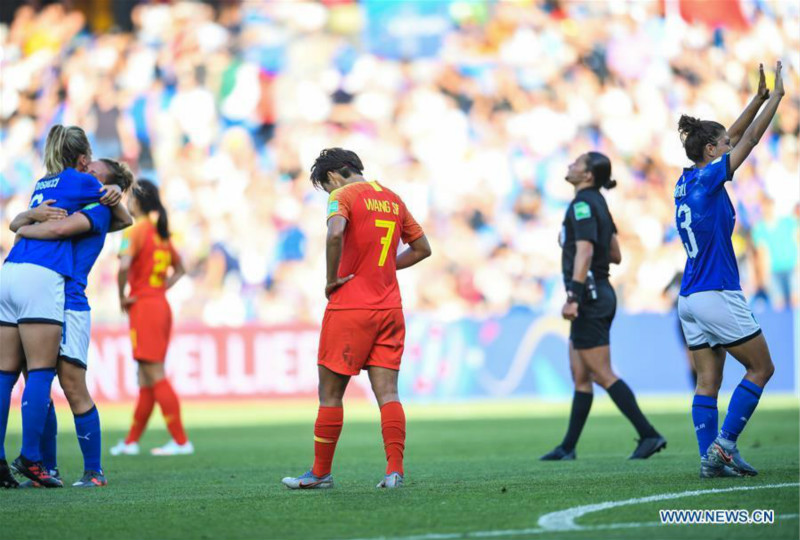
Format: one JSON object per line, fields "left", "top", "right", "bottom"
{"left": 678, "top": 115, "right": 726, "bottom": 163}
{"left": 309, "top": 148, "right": 364, "bottom": 189}
{"left": 585, "top": 152, "right": 617, "bottom": 190}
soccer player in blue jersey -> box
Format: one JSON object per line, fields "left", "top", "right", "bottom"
{"left": 10, "top": 159, "right": 134, "bottom": 487}
{"left": 0, "top": 125, "right": 121, "bottom": 488}
{"left": 674, "top": 62, "right": 785, "bottom": 478}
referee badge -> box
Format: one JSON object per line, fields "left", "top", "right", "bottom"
{"left": 574, "top": 201, "right": 591, "bottom": 220}
{"left": 328, "top": 200, "right": 339, "bottom": 216}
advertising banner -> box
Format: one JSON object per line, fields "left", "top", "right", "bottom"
{"left": 12, "top": 311, "right": 796, "bottom": 402}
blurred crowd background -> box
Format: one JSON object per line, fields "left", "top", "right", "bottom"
{"left": 1, "top": 0, "right": 798, "bottom": 327}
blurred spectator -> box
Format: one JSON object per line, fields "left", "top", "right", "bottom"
{"left": 0, "top": 1, "right": 798, "bottom": 326}
{"left": 753, "top": 198, "right": 800, "bottom": 310}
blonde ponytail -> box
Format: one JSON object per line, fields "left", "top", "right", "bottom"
{"left": 43, "top": 124, "right": 91, "bottom": 175}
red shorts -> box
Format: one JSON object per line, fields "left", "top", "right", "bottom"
{"left": 128, "top": 296, "right": 172, "bottom": 363}
{"left": 318, "top": 308, "right": 405, "bottom": 376}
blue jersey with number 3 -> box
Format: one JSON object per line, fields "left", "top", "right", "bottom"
{"left": 5, "top": 168, "right": 103, "bottom": 278}
{"left": 674, "top": 153, "right": 740, "bottom": 296}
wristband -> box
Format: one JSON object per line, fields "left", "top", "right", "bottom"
{"left": 567, "top": 280, "right": 585, "bottom": 304}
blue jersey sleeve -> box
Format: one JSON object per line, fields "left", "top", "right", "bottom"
{"left": 79, "top": 203, "right": 112, "bottom": 235}
{"left": 700, "top": 153, "right": 733, "bottom": 193}
{"left": 68, "top": 169, "right": 104, "bottom": 206}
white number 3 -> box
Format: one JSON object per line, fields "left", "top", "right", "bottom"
{"left": 29, "top": 194, "right": 44, "bottom": 208}
{"left": 678, "top": 204, "right": 699, "bottom": 259}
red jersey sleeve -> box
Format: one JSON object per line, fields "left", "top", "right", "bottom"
{"left": 327, "top": 187, "right": 354, "bottom": 222}
{"left": 400, "top": 202, "right": 424, "bottom": 244}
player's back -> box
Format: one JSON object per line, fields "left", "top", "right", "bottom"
{"left": 122, "top": 218, "right": 178, "bottom": 299}
{"left": 674, "top": 154, "right": 740, "bottom": 296}
{"left": 6, "top": 168, "right": 103, "bottom": 278}
{"left": 326, "top": 181, "right": 423, "bottom": 310}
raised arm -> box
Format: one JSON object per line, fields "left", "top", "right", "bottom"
{"left": 728, "top": 64, "right": 770, "bottom": 147}
{"left": 396, "top": 235, "right": 432, "bottom": 270}
{"left": 16, "top": 212, "right": 91, "bottom": 240}
{"left": 730, "top": 61, "right": 785, "bottom": 173}
{"left": 324, "top": 216, "right": 353, "bottom": 299}
{"left": 9, "top": 200, "right": 67, "bottom": 232}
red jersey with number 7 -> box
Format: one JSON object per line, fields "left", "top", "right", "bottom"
{"left": 119, "top": 218, "right": 180, "bottom": 299}
{"left": 326, "top": 180, "right": 424, "bottom": 310}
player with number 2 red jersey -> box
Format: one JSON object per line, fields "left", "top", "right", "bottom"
{"left": 112, "top": 180, "right": 192, "bottom": 457}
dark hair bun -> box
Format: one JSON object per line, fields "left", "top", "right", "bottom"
{"left": 678, "top": 115, "right": 702, "bottom": 138}
{"left": 677, "top": 115, "right": 726, "bottom": 162}
{"left": 604, "top": 178, "right": 618, "bottom": 190}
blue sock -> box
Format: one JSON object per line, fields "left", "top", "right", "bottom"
{"left": 720, "top": 379, "right": 763, "bottom": 443}
{"left": 20, "top": 368, "right": 56, "bottom": 462}
{"left": 692, "top": 394, "right": 718, "bottom": 457}
{"left": 0, "top": 370, "right": 20, "bottom": 461}
{"left": 41, "top": 400, "right": 58, "bottom": 471}
{"left": 74, "top": 405, "right": 102, "bottom": 472}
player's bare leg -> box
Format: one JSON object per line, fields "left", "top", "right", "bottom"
{"left": 283, "top": 366, "right": 348, "bottom": 489}
{"left": 368, "top": 366, "right": 405, "bottom": 488}
{"left": 0, "top": 326, "right": 23, "bottom": 488}
{"left": 542, "top": 342, "right": 590, "bottom": 461}
{"left": 707, "top": 334, "right": 774, "bottom": 476}
{"left": 726, "top": 333, "right": 774, "bottom": 390}
{"left": 580, "top": 345, "right": 665, "bottom": 459}
{"left": 59, "top": 362, "right": 94, "bottom": 414}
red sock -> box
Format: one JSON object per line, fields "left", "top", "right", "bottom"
{"left": 380, "top": 401, "right": 406, "bottom": 475}
{"left": 153, "top": 379, "right": 188, "bottom": 445}
{"left": 125, "top": 386, "right": 155, "bottom": 444}
{"left": 312, "top": 406, "right": 343, "bottom": 477}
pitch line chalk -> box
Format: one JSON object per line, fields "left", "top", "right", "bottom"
{"left": 537, "top": 482, "right": 800, "bottom": 531}
{"left": 346, "top": 482, "right": 800, "bottom": 540}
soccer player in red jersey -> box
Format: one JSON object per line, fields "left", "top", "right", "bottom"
{"left": 283, "top": 148, "right": 431, "bottom": 489}
{"left": 110, "top": 180, "right": 192, "bottom": 457}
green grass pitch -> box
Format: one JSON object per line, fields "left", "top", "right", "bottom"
{"left": 2, "top": 396, "right": 798, "bottom": 540}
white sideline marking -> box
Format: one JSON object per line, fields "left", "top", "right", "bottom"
{"left": 346, "top": 483, "right": 799, "bottom": 540}
{"left": 538, "top": 482, "right": 800, "bottom": 531}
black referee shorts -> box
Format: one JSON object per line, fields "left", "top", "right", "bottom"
{"left": 570, "top": 280, "right": 617, "bottom": 350}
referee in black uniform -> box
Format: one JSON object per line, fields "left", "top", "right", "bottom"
{"left": 541, "top": 152, "right": 667, "bottom": 461}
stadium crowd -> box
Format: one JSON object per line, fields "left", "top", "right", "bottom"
{"left": 1, "top": 0, "right": 798, "bottom": 326}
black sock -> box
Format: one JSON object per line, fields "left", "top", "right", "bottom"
{"left": 561, "top": 391, "right": 593, "bottom": 452}
{"left": 607, "top": 379, "right": 658, "bottom": 438}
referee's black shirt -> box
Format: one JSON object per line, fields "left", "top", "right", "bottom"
{"left": 560, "top": 187, "right": 617, "bottom": 285}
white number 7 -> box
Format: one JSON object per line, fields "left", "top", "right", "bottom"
{"left": 678, "top": 204, "right": 699, "bottom": 259}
